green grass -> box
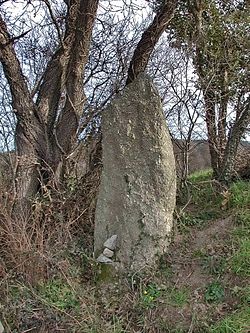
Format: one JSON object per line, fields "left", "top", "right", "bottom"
{"left": 193, "top": 248, "right": 228, "bottom": 277}
{"left": 191, "top": 184, "right": 222, "bottom": 209}
{"left": 164, "top": 287, "right": 189, "bottom": 307}
{"left": 229, "top": 181, "right": 250, "bottom": 209}
{"left": 176, "top": 212, "right": 205, "bottom": 230}
{"left": 2, "top": 171, "right": 250, "bottom": 332}
{"left": 205, "top": 281, "right": 225, "bottom": 303}
{"left": 240, "top": 286, "right": 250, "bottom": 304}
{"left": 233, "top": 209, "right": 250, "bottom": 241}
{"left": 178, "top": 169, "right": 215, "bottom": 206}
{"left": 187, "top": 172, "right": 250, "bottom": 216}
{"left": 230, "top": 199, "right": 250, "bottom": 277}
{"left": 200, "top": 254, "right": 227, "bottom": 276}
{"left": 230, "top": 239, "right": 250, "bottom": 277}
{"left": 180, "top": 173, "right": 250, "bottom": 237}
{"left": 186, "top": 169, "right": 224, "bottom": 218}
{"left": 234, "top": 209, "right": 250, "bottom": 227}
{"left": 232, "top": 225, "right": 250, "bottom": 239}
{"left": 37, "top": 278, "right": 80, "bottom": 310}
{"left": 188, "top": 169, "right": 213, "bottom": 183}
{"left": 232, "top": 285, "right": 250, "bottom": 305}
{"left": 210, "top": 306, "right": 250, "bottom": 333}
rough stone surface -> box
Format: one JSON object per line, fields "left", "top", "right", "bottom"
{"left": 0, "top": 320, "right": 4, "bottom": 333}
{"left": 96, "top": 254, "right": 113, "bottom": 264}
{"left": 103, "top": 248, "right": 114, "bottom": 258}
{"left": 94, "top": 75, "right": 176, "bottom": 271}
{"left": 103, "top": 235, "right": 118, "bottom": 250}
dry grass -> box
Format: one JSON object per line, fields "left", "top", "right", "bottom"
{"left": 1, "top": 149, "right": 250, "bottom": 332}
{"left": 0, "top": 208, "right": 50, "bottom": 284}
{"left": 0, "top": 147, "right": 102, "bottom": 286}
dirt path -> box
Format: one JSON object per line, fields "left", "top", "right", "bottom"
{"left": 159, "top": 216, "right": 244, "bottom": 331}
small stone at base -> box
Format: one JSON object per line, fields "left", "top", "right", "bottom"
{"left": 103, "top": 235, "right": 118, "bottom": 250}
{"left": 103, "top": 248, "right": 114, "bottom": 258}
{"left": 96, "top": 254, "right": 113, "bottom": 263}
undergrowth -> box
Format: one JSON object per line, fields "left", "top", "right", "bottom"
{"left": 210, "top": 306, "right": 250, "bottom": 333}
{"left": 0, "top": 168, "right": 249, "bottom": 332}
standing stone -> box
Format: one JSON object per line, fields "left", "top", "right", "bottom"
{"left": 94, "top": 75, "right": 176, "bottom": 271}
{"left": 0, "top": 320, "right": 4, "bottom": 333}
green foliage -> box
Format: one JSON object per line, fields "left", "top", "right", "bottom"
{"left": 230, "top": 192, "right": 250, "bottom": 277}
{"left": 168, "top": 0, "right": 249, "bottom": 92}
{"left": 177, "top": 212, "right": 205, "bottom": 230}
{"left": 3, "top": 170, "right": 250, "bottom": 333}
{"left": 240, "top": 286, "right": 250, "bottom": 305}
{"left": 197, "top": 210, "right": 222, "bottom": 221}
{"left": 140, "top": 283, "right": 161, "bottom": 309}
{"left": 188, "top": 173, "right": 223, "bottom": 211}
{"left": 188, "top": 169, "right": 213, "bottom": 183}
{"left": 234, "top": 209, "right": 250, "bottom": 227}
{"left": 177, "top": 170, "right": 223, "bottom": 230}
{"left": 229, "top": 181, "right": 250, "bottom": 209}
{"left": 231, "top": 285, "right": 250, "bottom": 305}
{"left": 165, "top": 287, "right": 189, "bottom": 307}
{"left": 38, "top": 279, "right": 80, "bottom": 310}
{"left": 201, "top": 254, "right": 227, "bottom": 276}
{"left": 205, "top": 281, "right": 225, "bottom": 303}
{"left": 191, "top": 183, "right": 222, "bottom": 209}
{"left": 210, "top": 307, "right": 250, "bottom": 333}
{"left": 230, "top": 239, "right": 250, "bottom": 277}
{"left": 232, "top": 222, "right": 250, "bottom": 241}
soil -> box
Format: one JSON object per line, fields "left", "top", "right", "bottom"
{"left": 158, "top": 215, "right": 248, "bottom": 331}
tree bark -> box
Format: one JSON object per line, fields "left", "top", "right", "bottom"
{"left": 126, "top": 0, "right": 177, "bottom": 85}
{"left": 0, "top": 16, "right": 47, "bottom": 207}
{"left": 219, "top": 96, "right": 250, "bottom": 183}
{"left": 0, "top": 0, "right": 99, "bottom": 212}
{"left": 203, "top": 90, "right": 220, "bottom": 177}
{"left": 56, "top": 0, "right": 99, "bottom": 156}
{"left": 189, "top": 1, "right": 249, "bottom": 183}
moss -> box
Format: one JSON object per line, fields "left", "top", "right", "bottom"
{"left": 96, "top": 263, "right": 118, "bottom": 284}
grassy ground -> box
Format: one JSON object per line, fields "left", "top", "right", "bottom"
{"left": 0, "top": 170, "right": 249, "bottom": 332}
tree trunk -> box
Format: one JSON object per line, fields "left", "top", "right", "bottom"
{"left": 126, "top": 0, "right": 177, "bottom": 85}
{"left": 203, "top": 91, "right": 221, "bottom": 178}
{"left": 0, "top": 0, "right": 99, "bottom": 213}
{"left": 218, "top": 96, "right": 250, "bottom": 183}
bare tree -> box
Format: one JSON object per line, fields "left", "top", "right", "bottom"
{"left": 148, "top": 45, "right": 206, "bottom": 185}
{"left": 0, "top": 0, "right": 180, "bottom": 214}
{"left": 0, "top": 0, "right": 99, "bottom": 211}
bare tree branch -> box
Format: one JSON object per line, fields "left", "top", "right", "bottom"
{"left": 43, "top": 0, "right": 64, "bottom": 46}
{"left": 126, "top": 0, "right": 177, "bottom": 84}
{"left": 0, "top": 15, "right": 34, "bottom": 118}
{"left": 56, "top": 0, "right": 99, "bottom": 153}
